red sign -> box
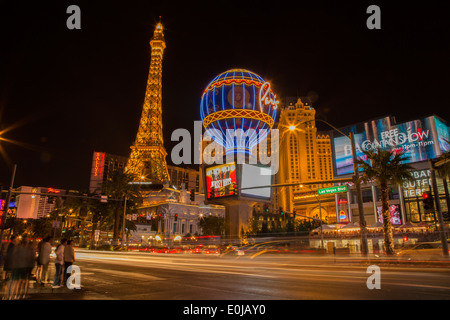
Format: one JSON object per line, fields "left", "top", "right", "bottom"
{"left": 94, "top": 152, "right": 105, "bottom": 177}
{"left": 206, "top": 163, "right": 237, "bottom": 199}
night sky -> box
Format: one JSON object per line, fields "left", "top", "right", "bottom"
{"left": 1, "top": 0, "right": 449, "bottom": 191}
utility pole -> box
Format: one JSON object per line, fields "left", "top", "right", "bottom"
{"left": 429, "top": 159, "right": 449, "bottom": 257}
{"left": 122, "top": 195, "right": 127, "bottom": 247}
{"left": 350, "top": 132, "right": 368, "bottom": 255}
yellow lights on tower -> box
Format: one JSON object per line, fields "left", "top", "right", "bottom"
{"left": 126, "top": 20, "right": 170, "bottom": 184}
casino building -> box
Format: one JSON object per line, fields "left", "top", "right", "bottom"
{"left": 330, "top": 115, "right": 450, "bottom": 226}
{"left": 276, "top": 97, "right": 336, "bottom": 223}
{"left": 87, "top": 151, "right": 218, "bottom": 239}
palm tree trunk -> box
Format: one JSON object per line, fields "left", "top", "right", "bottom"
{"left": 90, "top": 221, "right": 98, "bottom": 247}
{"left": 380, "top": 181, "right": 395, "bottom": 255}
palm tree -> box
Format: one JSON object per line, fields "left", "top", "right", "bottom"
{"left": 356, "top": 148, "right": 414, "bottom": 255}
{"left": 102, "top": 167, "right": 142, "bottom": 243}
{"left": 62, "top": 193, "right": 99, "bottom": 245}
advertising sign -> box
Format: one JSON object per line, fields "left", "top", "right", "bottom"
{"left": 402, "top": 169, "right": 431, "bottom": 198}
{"left": 240, "top": 164, "right": 272, "bottom": 199}
{"left": 206, "top": 162, "right": 237, "bottom": 199}
{"left": 332, "top": 116, "right": 450, "bottom": 176}
{"left": 338, "top": 210, "right": 348, "bottom": 223}
{"left": 377, "top": 205, "right": 402, "bottom": 225}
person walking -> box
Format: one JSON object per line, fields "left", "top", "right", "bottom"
{"left": 36, "top": 236, "right": 52, "bottom": 285}
{"left": 22, "top": 240, "right": 37, "bottom": 299}
{"left": 2, "top": 235, "right": 18, "bottom": 300}
{"left": 52, "top": 239, "right": 67, "bottom": 288}
{"left": 63, "top": 240, "right": 75, "bottom": 285}
{"left": 10, "top": 238, "right": 29, "bottom": 299}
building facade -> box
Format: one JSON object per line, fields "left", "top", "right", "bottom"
{"left": 129, "top": 186, "right": 225, "bottom": 241}
{"left": 167, "top": 165, "right": 200, "bottom": 193}
{"left": 89, "top": 151, "right": 129, "bottom": 194}
{"left": 276, "top": 97, "right": 336, "bottom": 223}
{"left": 16, "top": 186, "right": 65, "bottom": 219}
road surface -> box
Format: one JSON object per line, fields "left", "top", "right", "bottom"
{"left": 43, "top": 249, "right": 450, "bottom": 300}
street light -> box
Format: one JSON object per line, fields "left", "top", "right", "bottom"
{"left": 287, "top": 119, "right": 369, "bottom": 255}
{"left": 301, "top": 185, "right": 324, "bottom": 249}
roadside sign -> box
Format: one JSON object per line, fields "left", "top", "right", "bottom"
{"left": 94, "top": 229, "right": 100, "bottom": 242}
{"left": 318, "top": 185, "right": 347, "bottom": 195}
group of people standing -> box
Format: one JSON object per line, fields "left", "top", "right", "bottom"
{"left": 1, "top": 235, "right": 76, "bottom": 300}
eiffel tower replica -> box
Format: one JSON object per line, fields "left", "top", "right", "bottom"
{"left": 127, "top": 19, "right": 170, "bottom": 188}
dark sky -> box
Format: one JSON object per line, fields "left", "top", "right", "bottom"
{"left": 1, "top": 0, "right": 449, "bottom": 191}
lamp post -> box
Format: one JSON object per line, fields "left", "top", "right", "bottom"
{"left": 429, "top": 159, "right": 449, "bottom": 257}
{"left": 289, "top": 119, "right": 368, "bottom": 255}
{"left": 121, "top": 195, "right": 127, "bottom": 247}
{"left": 301, "top": 184, "right": 324, "bottom": 248}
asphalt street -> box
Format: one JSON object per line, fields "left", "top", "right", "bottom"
{"left": 28, "top": 249, "right": 450, "bottom": 300}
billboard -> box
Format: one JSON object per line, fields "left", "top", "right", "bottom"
{"left": 332, "top": 116, "right": 450, "bottom": 176}
{"left": 240, "top": 164, "right": 272, "bottom": 199}
{"left": 377, "top": 205, "right": 402, "bottom": 226}
{"left": 89, "top": 151, "right": 106, "bottom": 193}
{"left": 205, "top": 162, "right": 237, "bottom": 199}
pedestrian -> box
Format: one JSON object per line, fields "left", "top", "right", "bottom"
{"left": 35, "top": 238, "right": 43, "bottom": 282}
{"left": 21, "top": 239, "right": 37, "bottom": 299}
{"left": 52, "top": 239, "right": 67, "bottom": 288}
{"left": 63, "top": 240, "right": 75, "bottom": 285}
{"left": 36, "top": 236, "right": 52, "bottom": 285}
{"left": 10, "top": 238, "right": 29, "bottom": 299}
{"left": 2, "top": 235, "right": 18, "bottom": 299}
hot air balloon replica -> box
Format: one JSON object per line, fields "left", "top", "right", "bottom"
{"left": 200, "top": 68, "right": 279, "bottom": 155}
{"left": 200, "top": 69, "right": 279, "bottom": 237}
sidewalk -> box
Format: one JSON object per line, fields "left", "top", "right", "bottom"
{"left": 27, "top": 283, "right": 85, "bottom": 300}
{"left": 1, "top": 279, "right": 86, "bottom": 300}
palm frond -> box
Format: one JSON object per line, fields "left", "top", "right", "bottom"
{"left": 355, "top": 147, "right": 415, "bottom": 185}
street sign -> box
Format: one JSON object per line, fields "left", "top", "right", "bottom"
{"left": 318, "top": 185, "right": 347, "bottom": 195}
{"left": 94, "top": 229, "right": 100, "bottom": 242}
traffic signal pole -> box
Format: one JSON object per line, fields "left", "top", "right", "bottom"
{"left": 429, "top": 159, "right": 449, "bottom": 257}
{"left": 350, "top": 132, "right": 369, "bottom": 256}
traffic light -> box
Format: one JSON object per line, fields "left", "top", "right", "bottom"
{"left": 190, "top": 189, "right": 195, "bottom": 202}
{"left": 264, "top": 204, "right": 269, "bottom": 213}
{"left": 175, "top": 213, "right": 178, "bottom": 221}
{"left": 279, "top": 207, "right": 284, "bottom": 216}
{"left": 293, "top": 210, "right": 297, "bottom": 218}
{"left": 422, "top": 191, "right": 434, "bottom": 213}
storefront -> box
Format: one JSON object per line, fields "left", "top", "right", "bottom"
{"left": 334, "top": 161, "right": 450, "bottom": 225}
{"left": 402, "top": 166, "right": 449, "bottom": 223}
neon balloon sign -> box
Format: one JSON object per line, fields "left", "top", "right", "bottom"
{"left": 259, "top": 82, "right": 279, "bottom": 112}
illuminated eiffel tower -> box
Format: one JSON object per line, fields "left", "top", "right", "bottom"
{"left": 127, "top": 19, "right": 169, "bottom": 186}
